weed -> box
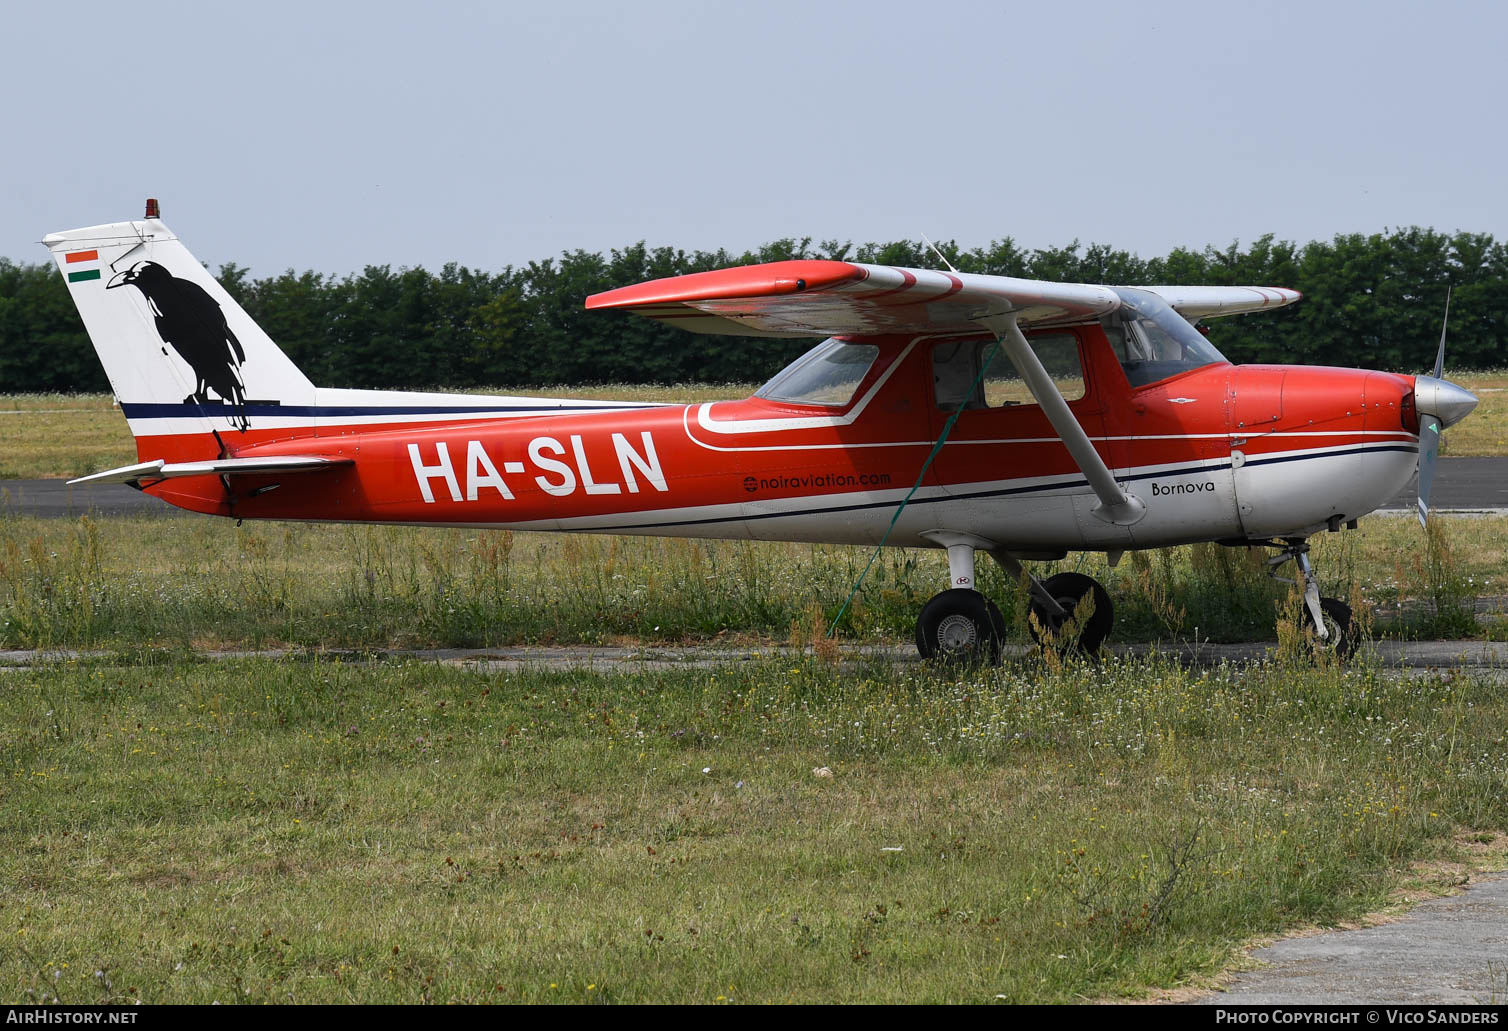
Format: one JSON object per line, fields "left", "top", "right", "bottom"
{"left": 0, "top": 513, "right": 1503, "bottom": 651}
{"left": 1418, "top": 516, "right": 1479, "bottom": 638}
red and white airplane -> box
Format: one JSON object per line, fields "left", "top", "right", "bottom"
{"left": 48, "top": 203, "right": 1478, "bottom": 661}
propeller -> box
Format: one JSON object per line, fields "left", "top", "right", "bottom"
{"left": 1413, "top": 287, "right": 1479, "bottom": 527}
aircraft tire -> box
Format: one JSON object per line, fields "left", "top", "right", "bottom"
{"left": 1307, "top": 597, "right": 1357, "bottom": 662}
{"left": 1027, "top": 572, "right": 1114, "bottom": 656}
{"left": 915, "top": 589, "right": 1006, "bottom": 665}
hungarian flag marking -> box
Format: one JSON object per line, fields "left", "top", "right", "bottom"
{"left": 66, "top": 249, "right": 101, "bottom": 283}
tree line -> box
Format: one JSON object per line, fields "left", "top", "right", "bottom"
{"left": 1, "top": 226, "right": 1504, "bottom": 394}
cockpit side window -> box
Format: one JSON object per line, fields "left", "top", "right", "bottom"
{"left": 1104, "top": 288, "right": 1229, "bottom": 387}
{"left": 756, "top": 338, "right": 881, "bottom": 407}
{"left": 933, "top": 334, "right": 1085, "bottom": 412}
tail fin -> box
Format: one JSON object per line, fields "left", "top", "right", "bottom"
{"left": 44, "top": 209, "right": 316, "bottom": 462}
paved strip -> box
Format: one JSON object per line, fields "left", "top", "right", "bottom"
{"left": 1377, "top": 456, "right": 1508, "bottom": 512}
{"left": 4, "top": 457, "right": 1507, "bottom": 519}
{"left": 0, "top": 478, "right": 182, "bottom": 518}
{"left": 0, "top": 408, "right": 104, "bottom": 415}
{"left": 1196, "top": 875, "right": 1508, "bottom": 1005}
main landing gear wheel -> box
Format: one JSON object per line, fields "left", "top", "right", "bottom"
{"left": 1027, "top": 572, "right": 1114, "bottom": 657}
{"left": 915, "top": 589, "right": 1006, "bottom": 665}
{"left": 1306, "top": 597, "right": 1357, "bottom": 662}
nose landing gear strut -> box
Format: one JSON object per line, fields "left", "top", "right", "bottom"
{"left": 1267, "top": 538, "right": 1356, "bottom": 660}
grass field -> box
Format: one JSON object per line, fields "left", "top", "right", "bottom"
{"left": 1441, "top": 374, "right": 1508, "bottom": 457}
{"left": 3, "top": 652, "right": 1505, "bottom": 1003}
{"left": 0, "top": 375, "right": 1503, "bottom": 479}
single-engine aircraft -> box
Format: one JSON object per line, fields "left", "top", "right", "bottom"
{"left": 48, "top": 202, "right": 1479, "bottom": 661}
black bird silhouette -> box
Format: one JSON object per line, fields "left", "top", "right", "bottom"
{"left": 107, "top": 260, "right": 250, "bottom": 430}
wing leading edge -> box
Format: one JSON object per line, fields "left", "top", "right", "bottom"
{"left": 586, "top": 260, "right": 1299, "bottom": 337}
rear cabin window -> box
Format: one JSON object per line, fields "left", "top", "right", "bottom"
{"left": 932, "top": 333, "right": 1085, "bottom": 412}
{"left": 757, "top": 339, "right": 880, "bottom": 407}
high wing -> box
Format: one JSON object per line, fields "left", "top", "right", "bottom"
{"left": 590, "top": 260, "right": 1300, "bottom": 530}
{"left": 586, "top": 260, "right": 1299, "bottom": 337}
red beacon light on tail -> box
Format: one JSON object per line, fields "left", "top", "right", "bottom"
{"left": 144, "top": 198, "right": 160, "bottom": 218}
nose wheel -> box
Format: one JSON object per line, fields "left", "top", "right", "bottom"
{"left": 1268, "top": 539, "right": 1358, "bottom": 661}
{"left": 1307, "top": 596, "right": 1356, "bottom": 660}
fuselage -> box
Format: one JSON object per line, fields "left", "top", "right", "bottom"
{"left": 131, "top": 322, "right": 1421, "bottom": 554}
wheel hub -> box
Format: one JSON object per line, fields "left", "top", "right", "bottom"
{"left": 936, "top": 613, "right": 978, "bottom": 651}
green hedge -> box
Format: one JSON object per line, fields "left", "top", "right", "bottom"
{"left": 4, "top": 228, "right": 1503, "bottom": 393}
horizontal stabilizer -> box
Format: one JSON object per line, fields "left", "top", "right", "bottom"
{"left": 68, "top": 455, "right": 352, "bottom": 486}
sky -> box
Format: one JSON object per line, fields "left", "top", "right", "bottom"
{"left": 5, "top": 0, "right": 1505, "bottom": 278}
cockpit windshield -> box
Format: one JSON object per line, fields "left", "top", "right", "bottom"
{"left": 755, "top": 338, "right": 880, "bottom": 407}
{"left": 1103, "top": 288, "right": 1228, "bottom": 387}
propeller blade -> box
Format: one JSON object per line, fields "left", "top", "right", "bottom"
{"left": 1432, "top": 286, "right": 1451, "bottom": 380}
{"left": 1418, "top": 286, "right": 1455, "bottom": 528}
{"left": 1417, "top": 414, "right": 1441, "bottom": 528}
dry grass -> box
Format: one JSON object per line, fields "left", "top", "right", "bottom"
{"left": 0, "top": 395, "right": 135, "bottom": 480}
{"left": 1439, "top": 372, "right": 1508, "bottom": 458}
{"left": 0, "top": 508, "right": 1503, "bottom": 651}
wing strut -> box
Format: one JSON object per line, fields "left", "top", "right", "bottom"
{"left": 976, "top": 312, "right": 1146, "bottom": 526}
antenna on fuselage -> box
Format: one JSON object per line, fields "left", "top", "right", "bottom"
{"left": 921, "top": 233, "right": 958, "bottom": 274}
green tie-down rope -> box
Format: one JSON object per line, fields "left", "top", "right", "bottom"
{"left": 827, "top": 339, "right": 1003, "bottom": 638}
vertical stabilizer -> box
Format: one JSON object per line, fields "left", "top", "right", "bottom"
{"left": 43, "top": 213, "right": 316, "bottom": 457}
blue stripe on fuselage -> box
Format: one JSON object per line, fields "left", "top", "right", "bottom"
{"left": 119, "top": 401, "right": 665, "bottom": 420}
